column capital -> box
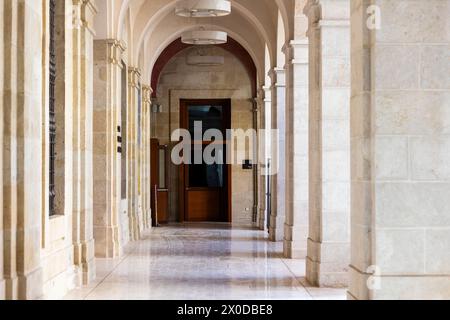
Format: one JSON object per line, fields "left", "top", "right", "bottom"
{"left": 283, "top": 40, "right": 309, "bottom": 66}
{"left": 304, "top": 0, "right": 350, "bottom": 36}
{"left": 268, "top": 67, "right": 286, "bottom": 88}
{"left": 103, "top": 39, "right": 126, "bottom": 66}
{"left": 142, "top": 85, "right": 153, "bottom": 104}
{"left": 262, "top": 86, "right": 272, "bottom": 103}
{"left": 72, "top": 0, "right": 98, "bottom": 36}
{"left": 128, "top": 67, "right": 141, "bottom": 88}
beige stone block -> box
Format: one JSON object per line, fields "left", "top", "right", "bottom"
{"left": 376, "top": 0, "right": 450, "bottom": 44}
{"left": 376, "top": 229, "right": 425, "bottom": 274}
{"left": 421, "top": 45, "right": 450, "bottom": 89}
{"left": 374, "top": 45, "right": 420, "bottom": 90}
{"left": 425, "top": 229, "right": 450, "bottom": 274}
{"left": 374, "top": 136, "right": 409, "bottom": 180}
{"left": 375, "top": 91, "right": 450, "bottom": 135}
{"left": 373, "top": 276, "right": 450, "bottom": 300}
{"left": 410, "top": 136, "right": 450, "bottom": 180}
{"left": 376, "top": 182, "right": 450, "bottom": 228}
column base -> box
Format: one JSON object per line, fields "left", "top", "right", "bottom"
{"left": 94, "top": 226, "right": 122, "bottom": 258}
{"left": 283, "top": 223, "right": 308, "bottom": 259}
{"left": 18, "top": 267, "right": 44, "bottom": 300}
{"left": 349, "top": 265, "right": 450, "bottom": 300}
{"left": 283, "top": 239, "right": 307, "bottom": 259}
{"left": 74, "top": 239, "right": 97, "bottom": 285}
{"left": 43, "top": 265, "right": 79, "bottom": 300}
{"left": 269, "top": 212, "right": 284, "bottom": 242}
{"left": 0, "top": 279, "right": 5, "bottom": 300}
{"left": 258, "top": 208, "right": 267, "bottom": 231}
{"left": 305, "top": 238, "right": 349, "bottom": 288}
{"left": 306, "top": 257, "right": 348, "bottom": 288}
{"left": 5, "top": 276, "right": 18, "bottom": 300}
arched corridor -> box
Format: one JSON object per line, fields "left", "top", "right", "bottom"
{"left": 1, "top": 0, "right": 449, "bottom": 301}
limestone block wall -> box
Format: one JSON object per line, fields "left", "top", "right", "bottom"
{"left": 350, "top": 0, "right": 450, "bottom": 300}
{"left": 153, "top": 47, "right": 255, "bottom": 226}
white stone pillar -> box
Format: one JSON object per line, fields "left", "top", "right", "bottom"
{"left": 0, "top": 0, "right": 5, "bottom": 300}
{"left": 258, "top": 87, "right": 271, "bottom": 230}
{"left": 93, "top": 39, "right": 124, "bottom": 258}
{"left": 141, "top": 85, "right": 153, "bottom": 230}
{"left": 127, "top": 67, "right": 142, "bottom": 241}
{"left": 2, "top": 0, "right": 44, "bottom": 300}
{"left": 349, "top": 0, "right": 450, "bottom": 299}
{"left": 304, "top": 0, "right": 351, "bottom": 286}
{"left": 72, "top": 0, "right": 97, "bottom": 284}
{"left": 283, "top": 39, "right": 310, "bottom": 259}
{"left": 268, "top": 68, "right": 286, "bottom": 242}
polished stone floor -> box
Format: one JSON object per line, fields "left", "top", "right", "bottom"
{"left": 63, "top": 224, "right": 346, "bottom": 300}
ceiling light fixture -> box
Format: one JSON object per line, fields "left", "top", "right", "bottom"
{"left": 181, "top": 29, "right": 228, "bottom": 45}
{"left": 176, "top": 0, "right": 231, "bottom": 18}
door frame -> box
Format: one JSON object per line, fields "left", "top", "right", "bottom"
{"left": 179, "top": 99, "right": 232, "bottom": 223}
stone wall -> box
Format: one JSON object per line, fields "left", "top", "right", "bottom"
{"left": 349, "top": 0, "right": 450, "bottom": 300}
{"left": 154, "top": 47, "right": 255, "bottom": 227}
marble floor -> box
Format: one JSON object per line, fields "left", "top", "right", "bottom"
{"left": 63, "top": 223, "right": 347, "bottom": 300}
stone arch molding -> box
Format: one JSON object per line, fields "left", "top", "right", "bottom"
{"left": 98, "top": 0, "right": 294, "bottom": 82}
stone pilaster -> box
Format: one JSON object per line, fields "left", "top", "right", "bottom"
{"left": 141, "top": 85, "right": 153, "bottom": 230}
{"left": 257, "top": 88, "right": 269, "bottom": 231}
{"left": 2, "top": 0, "right": 44, "bottom": 300}
{"left": 268, "top": 68, "right": 286, "bottom": 242}
{"left": 304, "top": 0, "right": 351, "bottom": 286}
{"left": 0, "top": 0, "right": 4, "bottom": 299}
{"left": 349, "top": 0, "right": 450, "bottom": 299}
{"left": 127, "top": 67, "right": 142, "bottom": 241}
{"left": 93, "top": 39, "right": 125, "bottom": 258}
{"left": 283, "top": 39, "right": 310, "bottom": 259}
{"left": 71, "top": 0, "right": 97, "bottom": 285}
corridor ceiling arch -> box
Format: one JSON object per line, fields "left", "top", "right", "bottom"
{"left": 141, "top": 23, "right": 264, "bottom": 85}
{"left": 115, "top": 0, "right": 289, "bottom": 70}
{"left": 150, "top": 36, "right": 257, "bottom": 98}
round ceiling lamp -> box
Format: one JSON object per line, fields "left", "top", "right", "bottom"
{"left": 181, "top": 29, "right": 228, "bottom": 45}
{"left": 176, "top": 0, "right": 231, "bottom": 18}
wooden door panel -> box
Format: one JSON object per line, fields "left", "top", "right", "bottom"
{"left": 186, "top": 190, "right": 221, "bottom": 221}
{"left": 156, "top": 190, "right": 169, "bottom": 223}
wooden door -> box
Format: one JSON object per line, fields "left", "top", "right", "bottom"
{"left": 151, "top": 139, "right": 169, "bottom": 225}
{"left": 179, "top": 99, "right": 232, "bottom": 223}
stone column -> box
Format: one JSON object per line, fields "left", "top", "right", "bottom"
{"left": 268, "top": 68, "right": 286, "bottom": 242}
{"left": 349, "top": 0, "right": 450, "bottom": 299}
{"left": 2, "top": 0, "right": 44, "bottom": 300}
{"left": 141, "top": 85, "right": 153, "bottom": 230}
{"left": 72, "top": 0, "right": 97, "bottom": 284}
{"left": 92, "top": 39, "right": 124, "bottom": 258}
{"left": 304, "top": 0, "right": 351, "bottom": 286}
{"left": 127, "top": 67, "right": 141, "bottom": 240}
{"left": 283, "top": 39, "right": 310, "bottom": 259}
{"left": 0, "top": 0, "right": 5, "bottom": 299}
{"left": 258, "top": 87, "right": 270, "bottom": 230}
